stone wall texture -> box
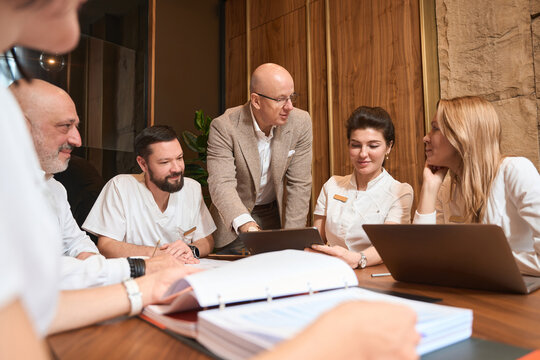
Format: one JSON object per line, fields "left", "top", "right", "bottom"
{"left": 436, "top": 0, "right": 540, "bottom": 168}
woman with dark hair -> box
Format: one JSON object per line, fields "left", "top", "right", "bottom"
{"left": 309, "top": 106, "right": 413, "bottom": 269}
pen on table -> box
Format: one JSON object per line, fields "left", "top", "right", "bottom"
{"left": 371, "top": 272, "right": 391, "bottom": 278}
{"left": 151, "top": 239, "right": 161, "bottom": 258}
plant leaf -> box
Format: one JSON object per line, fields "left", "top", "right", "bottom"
{"left": 181, "top": 131, "right": 199, "bottom": 153}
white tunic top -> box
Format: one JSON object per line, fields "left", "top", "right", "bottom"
{"left": 0, "top": 86, "right": 60, "bottom": 336}
{"left": 83, "top": 174, "right": 216, "bottom": 246}
{"left": 414, "top": 157, "right": 540, "bottom": 276}
{"left": 314, "top": 169, "right": 413, "bottom": 252}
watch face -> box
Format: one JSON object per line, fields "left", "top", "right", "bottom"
{"left": 359, "top": 253, "right": 367, "bottom": 269}
{"left": 190, "top": 245, "right": 200, "bottom": 259}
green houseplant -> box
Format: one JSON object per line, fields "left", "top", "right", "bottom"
{"left": 181, "top": 110, "right": 213, "bottom": 187}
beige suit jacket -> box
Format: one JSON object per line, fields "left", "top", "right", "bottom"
{"left": 207, "top": 102, "right": 313, "bottom": 247}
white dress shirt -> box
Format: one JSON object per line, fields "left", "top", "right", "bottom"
{"left": 314, "top": 170, "right": 413, "bottom": 252}
{"left": 414, "top": 157, "right": 540, "bottom": 276}
{"left": 83, "top": 174, "right": 216, "bottom": 246}
{"left": 0, "top": 86, "right": 60, "bottom": 336}
{"left": 45, "top": 176, "right": 130, "bottom": 289}
{"left": 232, "top": 105, "right": 277, "bottom": 233}
{"left": 46, "top": 176, "right": 99, "bottom": 256}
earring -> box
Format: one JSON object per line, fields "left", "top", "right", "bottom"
{"left": 385, "top": 153, "right": 389, "bottom": 160}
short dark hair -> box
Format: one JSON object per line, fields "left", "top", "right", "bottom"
{"left": 345, "top": 106, "right": 395, "bottom": 146}
{"left": 134, "top": 125, "right": 179, "bottom": 159}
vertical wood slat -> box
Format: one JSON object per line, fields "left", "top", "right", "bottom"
{"left": 324, "top": 0, "right": 335, "bottom": 177}
{"left": 246, "top": 0, "right": 251, "bottom": 101}
{"left": 147, "top": 0, "right": 156, "bottom": 126}
{"left": 419, "top": 0, "right": 440, "bottom": 132}
{"left": 306, "top": 0, "right": 315, "bottom": 211}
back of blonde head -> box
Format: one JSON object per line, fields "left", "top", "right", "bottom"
{"left": 437, "top": 96, "right": 503, "bottom": 222}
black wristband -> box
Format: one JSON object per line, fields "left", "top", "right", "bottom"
{"left": 127, "top": 257, "right": 146, "bottom": 278}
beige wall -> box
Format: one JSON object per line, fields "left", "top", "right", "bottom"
{"left": 154, "top": 0, "right": 221, "bottom": 144}
{"left": 436, "top": 0, "right": 540, "bottom": 168}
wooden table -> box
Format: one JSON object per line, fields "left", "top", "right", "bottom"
{"left": 47, "top": 265, "right": 540, "bottom": 359}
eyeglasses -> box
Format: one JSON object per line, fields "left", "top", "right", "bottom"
{"left": 255, "top": 92, "right": 298, "bottom": 105}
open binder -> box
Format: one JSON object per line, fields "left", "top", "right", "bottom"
{"left": 142, "top": 250, "right": 473, "bottom": 360}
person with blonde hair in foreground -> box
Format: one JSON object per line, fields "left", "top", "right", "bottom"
{"left": 415, "top": 96, "right": 540, "bottom": 276}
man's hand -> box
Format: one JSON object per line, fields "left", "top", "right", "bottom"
{"left": 144, "top": 253, "right": 185, "bottom": 274}
{"left": 76, "top": 252, "right": 96, "bottom": 260}
{"left": 160, "top": 240, "right": 199, "bottom": 264}
{"left": 238, "top": 221, "right": 260, "bottom": 233}
{"left": 307, "top": 244, "right": 359, "bottom": 268}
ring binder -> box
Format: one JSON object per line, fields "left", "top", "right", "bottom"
{"left": 265, "top": 287, "right": 272, "bottom": 302}
{"left": 218, "top": 294, "right": 225, "bottom": 310}
{"left": 307, "top": 282, "right": 314, "bottom": 296}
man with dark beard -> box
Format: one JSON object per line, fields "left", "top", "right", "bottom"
{"left": 83, "top": 126, "right": 216, "bottom": 263}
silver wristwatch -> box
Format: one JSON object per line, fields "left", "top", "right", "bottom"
{"left": 358, "top": 252, "right": 367, "bottom": 269}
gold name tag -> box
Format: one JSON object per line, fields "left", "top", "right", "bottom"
{"left": 449, "top": 216, "right": 466, "bottom": 223}
{"left": 184, "top": 226, "right": 197, "bottom": 236}
{"left": 333, "top": 194, "right": 348, "bottom": 203}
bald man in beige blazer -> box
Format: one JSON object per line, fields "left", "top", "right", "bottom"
{"left": 207, "top": 63, "right": 312, "bottom": 253}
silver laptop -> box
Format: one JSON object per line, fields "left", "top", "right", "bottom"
{"left": 239, "top": 227, "right": 325, "bottom": 255}
{"left": 363, "top": 224, "right": 540, "bottom": 294}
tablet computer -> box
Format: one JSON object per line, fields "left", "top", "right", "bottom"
{"left": 239, "top": 227, "right": 325, "bottom": 255}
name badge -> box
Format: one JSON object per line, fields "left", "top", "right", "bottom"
{"left": 183, "top": 226, "right": 197, "bottom": 236}
{"left": 449, "top": 216, "right": 466, "bottom": 223}
{"left": 333, "top": 194, "right": 348, "bottom": 203}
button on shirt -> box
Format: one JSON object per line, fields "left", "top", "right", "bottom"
{"left": 232, "top": 105, "right": 277, "bottom": 232}
{"left": 314, "top": 170, "right": 413, "bottom": 252}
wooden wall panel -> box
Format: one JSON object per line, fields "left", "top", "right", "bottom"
{"left": 309, "top": 0, "right": 330, "bottom": 202}
{"left": 225, "top": 33, "right": 247, "bottom": 108}
{"left": 225, "top": 0, "right": 246, "bottom": 107}
{"left": 250, "top": 0, "right": 305, "bottom": 29}
{"left": 330, "top": 0, "right": 425, "bottom": 203}
{"left": 249, "top": 7, "right": 308, "bottom": 111}
{"left": 225, "top": 0, "right": 245, "bottom": 40}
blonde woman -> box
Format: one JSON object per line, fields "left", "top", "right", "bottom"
{"left": 309, "top": 106, "right": 413, "bottom": 269}
{"left": 415, "top": 96, "right": 540, "bottom": 276}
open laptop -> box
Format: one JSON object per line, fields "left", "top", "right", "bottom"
{"left": 363, "top": 224, "right": 540, "bottom": 294}
{"left": 239, "top": 227, "right": 325, "bottom": 255}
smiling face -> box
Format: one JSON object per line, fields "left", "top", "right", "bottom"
{"left": 11, "top": 80, "right": 81, "bottom": 175}
{"left": 349, "top": 128, "right": 391, "bottom": 184}
{"left": 138, "top": 139, "right": 185, "bottom": 193}
{"left": 423, "top": 112, "right": 461, "bottom": 171}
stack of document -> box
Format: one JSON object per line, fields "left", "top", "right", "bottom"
{"left": 141, "top": 250, "right": 473, "bottom": 359}
{"left": 197, "top": 287, "right": 472, "bottom": 360}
